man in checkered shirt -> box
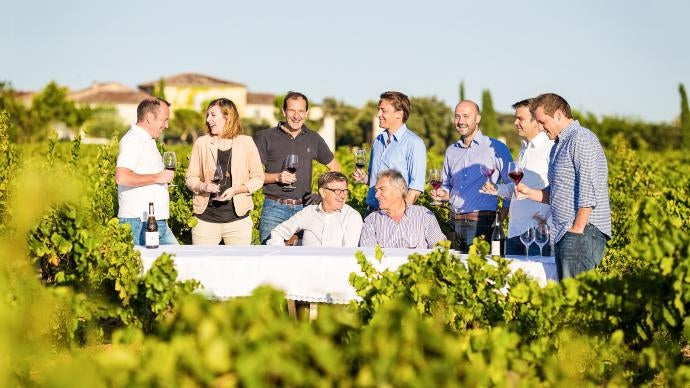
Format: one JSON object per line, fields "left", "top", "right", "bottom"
{"left": 517, "top": 93, "right": 611, "bottom": 280}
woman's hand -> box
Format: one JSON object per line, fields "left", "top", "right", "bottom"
{"left": 216, "top": 187, "right": 236, "bottom": 201}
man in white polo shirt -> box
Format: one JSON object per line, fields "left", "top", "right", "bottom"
{"left": 115, "top": 97, "right": 177, "bottom": 245}
{"left": 481, "top": 98, "right": 554, "bottom": 255}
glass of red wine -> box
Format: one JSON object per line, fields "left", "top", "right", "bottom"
{"left": 428, "top": 168, "right": 442, "bottom": 206}
{"left": 508, "top": 161, "right": 524, "bottom": 199}
{"left": 354, "top": 148, "right": 367, "bottom": 170}
{"left": 163, "top": 151, "right": 177, "bottom": 187}
{"left": 282, "top": 154, "right": 299, "bottom": 192}
{"left": 479, "top": 158, "right": 496, "bottom": 183}
{"left": 210, "top": 163, "right": 223, "bottom": 200}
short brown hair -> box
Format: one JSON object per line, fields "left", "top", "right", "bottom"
{"left": 529, "top": 93, "right": 572, "bottom": 119}
{"left": 206, "top": 98, "right": 243, "bottom": 139}
{"left": 379, "top": 91, "right": 411, "bottom": 122}
{"left": 282, "top": 91, "right": 309, "bottom": 111}
{"left": 318, "top": 171, "right": 348, "bottom": 188}
{"left": 136, "top": 97, "right": 170, "bottom": 123}
{"left": 511, "top": 98, "right": 532, "bottom": 110}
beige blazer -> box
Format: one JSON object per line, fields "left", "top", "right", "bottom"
{"left": 186, "top": 134, "right": 265, "bottom": 217}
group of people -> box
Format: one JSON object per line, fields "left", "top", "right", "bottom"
{"left": 115, "top": 90, "right": 611, "bottom": 280}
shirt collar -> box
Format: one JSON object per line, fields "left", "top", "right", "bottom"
{"left": 278, "top": 121, "right": 308, "bottom": 137}
{"left": 132, "top": 124, "right": 154, "bottom": 140}
{"left": 455, "top": 128, "right": 487, "bottom": 149}
{"left": 316, "top": 203, "right": 342, "bottom": 214}
{"left": 523, "top": 131, "right": 550, "bottom": 148}
{"left": 384, "top": 124, "right": 409, "bottom": 143}
{"left": 556, "top": 120, "right": 579, "bottom": 143}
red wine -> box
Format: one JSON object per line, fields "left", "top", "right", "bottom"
{"left": 508, "top": 171, "right": 524, "bottom": 184}
{"left": 165, "top": 167, "right": 175, "bottom": 171}
{"left": 286, "top": 167, "right": 297, "bottom": 173}
{"left": 355, "top": 162, "right": 365, "bottom": 169}
{"left": 430, "top": 180, "right": 442, "bottom": 190}
{"left": 145, "top": 202, "right": 159, "bottom": 249}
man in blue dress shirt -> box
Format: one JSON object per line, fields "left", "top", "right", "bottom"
{"left": 430, "top": 100, "right": 513, "bottom": 253}
{"left": 517, "top": 93, "right": 611, "bottom": 279}
{"left": 353, "top": 91, "right": 427, "bottom": 211}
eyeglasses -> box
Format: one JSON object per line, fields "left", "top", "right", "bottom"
{"left": 322, "top": 187, "right": 349, "bottom": 196}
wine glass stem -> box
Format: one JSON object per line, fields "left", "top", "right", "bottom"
{"left": 524, "top": 244, "right": 529, "bottom": 260}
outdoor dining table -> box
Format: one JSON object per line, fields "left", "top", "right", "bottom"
{"left": 135, "top": 245, "right": 557, "bottom": 307}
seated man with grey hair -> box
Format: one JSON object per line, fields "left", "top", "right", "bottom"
{"left": 359, "top": 169, "right": 446, "bottom": 249}
{"left": 267, "top": 172, "right": 363, "bottom": 247}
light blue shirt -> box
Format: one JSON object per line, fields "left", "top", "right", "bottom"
{"left": 366, "top": 124, "right": 427, "bottom": 208}
{"left": 441, "top": 129, "right": 513, "bottom": 213}
{"left": 547, "top": 120, "right": 611, "bottom": 243}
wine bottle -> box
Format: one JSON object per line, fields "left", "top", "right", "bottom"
{"left": 145, "top": 202, "right": 159, "bottom": 249}
{"left": 490, "top": 212, "right": 505, "bottom": 257}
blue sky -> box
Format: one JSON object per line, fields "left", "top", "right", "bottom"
{"left": 3, "top": 0, "right": 689, "bottom": 122}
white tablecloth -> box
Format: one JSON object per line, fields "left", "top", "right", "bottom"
{"left": 135, "top": 245, "right": 557, "bottom": 304}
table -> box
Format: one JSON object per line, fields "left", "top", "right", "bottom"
{"left": 135, "top": 245, "right": 557, "bottom": 304}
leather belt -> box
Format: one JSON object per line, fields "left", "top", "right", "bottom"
{"left": 265, "top": 194, "right": 303, "bottom": 205}
{"left": 450, "top": 210, "right": 495, "bottom": 222}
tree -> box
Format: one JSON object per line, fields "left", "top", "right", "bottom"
{"left": 680, "top": 83, "right": 690, "bottom": 149}
{"left": 153, "top": 78, "right": 166, "bottom": 100}
{"left": 406, "top": 97, "right": 455, "bottom": 154}
{"left": 459, "top": 81, "right": 466, "bottom": 101}
{"left": 168, "top": 109, "right": 203, "bottom": 143}
{"left": 30, "top": 81, "right": 89, "bottom": 140}
{"left": 80, "top": 106, "right": 127, "bottom": 139}
{"left": 0, "top": 82, "right": 31, "bottom": 142}
{"left": 480, "top": 89, "right": 498, "bottom": 137}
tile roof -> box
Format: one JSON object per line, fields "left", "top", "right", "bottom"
{"left": 138, "top": 73, "right": 245, "bottom": 89}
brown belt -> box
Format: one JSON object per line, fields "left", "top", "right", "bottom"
{"left": 451, "top": 210, "right": 495, "bottom": 222}
{"left": 265, "top": 194, "right": 303, "bottom": 205}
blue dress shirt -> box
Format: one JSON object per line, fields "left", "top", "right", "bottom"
{"left": 366, "top": 124, "right": 427, "bottom": 208}
{"left": 441, "top": 129, "right": 513, "bottom": 213}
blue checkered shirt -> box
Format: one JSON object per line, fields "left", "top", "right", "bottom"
{"left": 547, "top": 120, "right": 611, "bottom": 243}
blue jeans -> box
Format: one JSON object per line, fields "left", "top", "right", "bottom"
{"left": 119, "top": 218, "right": 179, "bottom": 246}
{"left": 506, "top": 235, "right": 551, "bottom": 256}
{"left": 447, "top": 216, "right": 493, "bottom": 254}
{"left": 259, "top": 199, "right": 303, "bottom": 244}
{"left": 555, "top": 224, "right": 607, "bottom": 280}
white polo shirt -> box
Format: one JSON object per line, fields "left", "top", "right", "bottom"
{"left": 116, "top": 124, "right": 170, "bottom": 220}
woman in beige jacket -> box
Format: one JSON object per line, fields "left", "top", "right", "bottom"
{"left": 186, "top": 98, "right": 264, "bottom": 245}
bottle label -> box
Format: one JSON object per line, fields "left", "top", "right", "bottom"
{"left": 491, "top": 241, "right": 501, "bottom": 256}
{"left": 146, "top": 231, "right": 159, "bottom": 248}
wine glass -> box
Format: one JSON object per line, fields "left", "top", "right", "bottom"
{"left": 210, "top": 163, "right": 223, "bottom": 200}
{"left": 163, "top": 151, "right": 177, "bottom": 187}
{"left": 282, "top": 154, "right": 299, "bottom": 192}
{"left": 534, "top": 223, "right": 549, "bottom": 257}
{"left": 354, "top": 148, "right": 367, "bottom": 170}
{"left": 519, "top": 227, "right": 535, "bottom": 260}
{"left": 507, "top": 161, "right": 524, "bottom": 199}
{"left": 479, "top": 158, "right": 496, "bottom": 183}
{"left": 428, "top": 169, "right": 442, "bottom": 206}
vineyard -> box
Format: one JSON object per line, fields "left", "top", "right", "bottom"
{"left": 2, "top": 109, "right": 690, "bottom": 386}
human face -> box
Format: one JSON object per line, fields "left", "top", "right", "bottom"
{"left": 319, "top": 180, "right": 349, "bottom": 212}
{"left": 206, "top": 105, "right": 227, "bottom": 136}
{"left": 534, "top": 107, "right": 562, "bottom": 140}
{"left": 374, "top": 176, "right": 403, "bottom": 211}
{"left": 377, "top": 100, "right": 403, "bottom": 131}
{"left": 514, "top": 106, "right": 540, "bottom": 140}
{"left": 454, "top": 102, "right": 480, "bottom": 138}
{"left": 283, "top": 97, "right": 308, "bottom": 131}
{"left": 146, "top": 104, "right": 170, "bottom": 139}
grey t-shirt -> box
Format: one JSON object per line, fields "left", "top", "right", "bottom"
{"left": 254, "top": 123, "right": 334, "bottom": 200}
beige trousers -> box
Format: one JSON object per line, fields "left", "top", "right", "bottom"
{"left": 192, "top": 216, "right": 253, "bottom": 245}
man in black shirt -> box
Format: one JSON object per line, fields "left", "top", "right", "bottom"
{"left": 254, "top": 91, "right": 340, "bottom": 244}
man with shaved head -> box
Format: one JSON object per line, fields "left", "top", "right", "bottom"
{"left": 430, "top": 100, "right": 513, "bottom": 253}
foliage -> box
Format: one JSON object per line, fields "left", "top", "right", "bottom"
{"left": 680, "top": 83, "right": 690, "bottom": 149}
{"left": 80, "top": 105, "right": 127, "bottom": 139}
{"left": 481, "top": 89, "right": 498, "bottom": 137}
{"left": 167, "top": 108, "right": 204, "bottom": 143}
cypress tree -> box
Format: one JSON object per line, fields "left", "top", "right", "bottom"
{"left": 459, "top": 81, "right": 466, "bottom": 101}
{"left": 679, "top": 83, "right": 690, "bottom": 149}
{"left": 481, "top": 89, "right": 498, "bottom": 137}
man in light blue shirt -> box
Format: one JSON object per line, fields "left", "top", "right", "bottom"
{"left": 431, "top": 100, "right": 513, "bottom": 253}
{"left": 353, "top": 91, "right": 426, "bottom": 210}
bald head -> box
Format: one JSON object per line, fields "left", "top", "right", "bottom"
{"left": 456, "top": 100, "right": 480, "bottom": 115}
{"left": 454, "top": 100, "right": 481, "bottom": 140}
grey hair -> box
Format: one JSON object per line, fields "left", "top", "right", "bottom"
{"left": 376, "top": 169, "right": 408, "bottom": 197}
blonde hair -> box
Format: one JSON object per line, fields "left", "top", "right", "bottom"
{"left": 206, "top": 98, "right": 243, "bottom": 139}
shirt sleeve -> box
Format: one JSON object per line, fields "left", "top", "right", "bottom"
{"left": 116, "top": 134, "right": 143, "bottom": 170}
{"left": 407, "top": 137, "right": 427, "bottom": 192}
{"left": 573, "top": 133, "right": 599, "bottom": 209}
{"left": 314, "top": 134, "right": 335, "bottom": 165}
{"left": 441, "top": 150, "right": 452, "bottom": 193}
{"left": 495, "top": 142, "right": 514, "bottom": 209}
{"left": 344, "top": 208, "right": 364, "bottom": 247}
{"left": 266, "top": 209, "right": 306, "bottom": 245}
{"left": 358, "top": 214, "right": 377, "bottom": 247}
{"left": 423, "top": 209, "right": 446, "bottom": 248}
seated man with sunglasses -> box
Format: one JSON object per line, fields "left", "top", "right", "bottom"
{"left": 267, "top": 172, "right": 363, "bottom": 247}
